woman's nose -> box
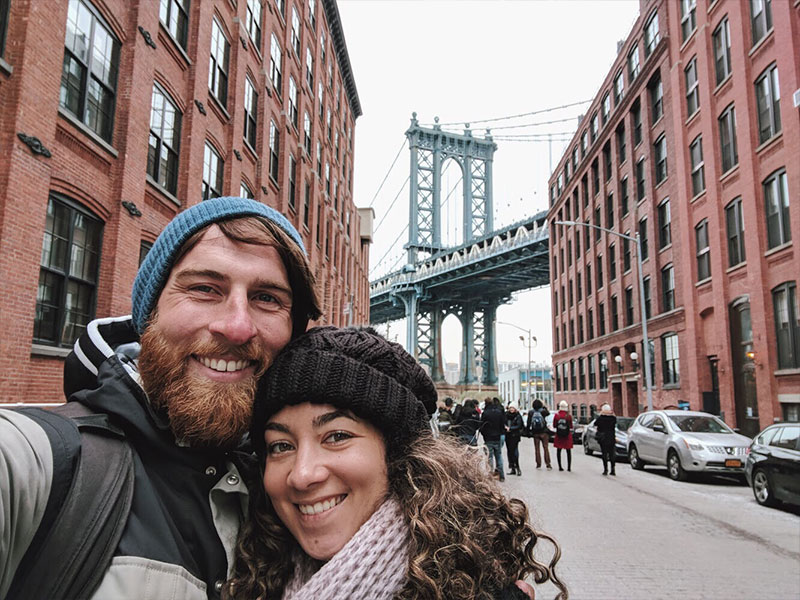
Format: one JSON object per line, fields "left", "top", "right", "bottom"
{"left": 287, "top": 445, "right": 328, "bottom": 490}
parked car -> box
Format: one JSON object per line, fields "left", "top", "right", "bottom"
{"left": 744, "top": 423, "right": 800, "bottom": 508}
{"left": 627, "top": 410, "right": 751, "bottom": 481}
{"left": 583, "top": 416, "right": 634, "bottom": 458}
{"left": 545, "top": 413, "right": 584, "bottom": 444}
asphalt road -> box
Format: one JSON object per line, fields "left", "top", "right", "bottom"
{"left": 498, "top": 440, "right": 800, "bottom": 600}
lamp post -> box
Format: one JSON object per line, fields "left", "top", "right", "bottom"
{"left": 554, "top": 220, "right": 654, "bottom": 412}
{"left": 497, "top": 321, "right": 535, "bottom": 411}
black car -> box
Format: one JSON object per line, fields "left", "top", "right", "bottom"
{"left": 583, "top": 416, "right": 634, "bottom": 458}
{"left": 744, "top": 423, "right": 800, "bottom": 508}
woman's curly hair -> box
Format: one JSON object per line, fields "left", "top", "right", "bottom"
{"left": 224, "top": 432, "right": 567, "bottom": 600}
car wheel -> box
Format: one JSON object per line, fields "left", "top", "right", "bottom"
{"left": 752, "top": 469, "right": 779, "bottom": 507}
{"left": 667, "top": 450, "right": 686, "bottom": 481}
{"left": 629, "top": 445, "right": 644, "bottom": 470}
{"left": 584, "top": 439, "right": 593, "bottom": 456}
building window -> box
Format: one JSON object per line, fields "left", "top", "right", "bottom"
{"left": 690, "top": 135, "right": 705, "bottom": 197}
{"left": 685, "top": 57, "right": 699, "bottom": 117}
{"left": 590, "top": 113, "right": 599, "bottom": 143}
{"left": 202, "top": 142, "right": 223, "bottom": 200}
{"left": 662, "top": 333, "right": 680, "bottom": 385}
{"left": 627, "top": 44, "right": 639, "bottom": 81}
{"left": 138, "top": 240, "right": 153, "bottom": 267}
{"left": 606, "top": 193, "right": 614, "bottom": 230}
{"left": 631, "top": 100, "right": 642, "bottom": 146}
{"left": 658, "top": 198, "right": 671, "bottom": 248}
{"left": 636, "top": 157, "right": 646, "bottom": 200}
{"left": 696, "top": 219, "right": 710, "bottom": 281}
{"left": 288, "top": 154, "right": 297, "bottom": 211}
{"left": 588, "top": 355, "right": 596, "bottom": 390}
{"left": 649, "top": 73, "right": 663, "bottom": 123}
{"left": 239, "top": 180, "right": 254, "bottom": 199}
{"left": 269, "top": 33, "right": 282, "bottom": 93}
{"left": 643, "top": 276, "right": 652, "bottom": 319}
{"left": 661, "top": 264, "right": 675, "bottom": 311}
{"left": 578, "top": 315, "right": 584, "bottom": 344}
{"left": 599, "top": 351, "right": 608, "bottom": 389}
{"left": 598, "top": 302, "right": 606, "bottom": 336}
{"left": 159, "top": 0, "right": 189, "bottom": 49}
{"left": 245, "top": 0, "right": 262, "bottom": 48}
{"left": 620, "top": 177, "right": 629, "bottom": 216}
{"left": 750, "top": 0, "right": 772, "bottom": 46}
{"left": 716, "top": 105, "right": 738, "bottom": 174}
{"left": 578, "top": 357, "right": 586, "bottom": 390}
{"left": 616, "top": 123, "right": 626, "bottom": 164}
{"left": 60, "top": 0, "right": 120, "bottom": 143}
{"left": 613, "top": 69, "right": 624, "bottom": 105}
{"left": 591, "top": 159, "right": 599, "bottom": 195}
{"left": 308, "top": 0, "right": 316, "bottom": 30}
{"left": 644, "top": 10, "right": 659, "bottom": 56}
{"left": 623, "top": 234, "right": 631, "bottom": 273}
{"left": 654, "top": 136, "right": 667, "bottom": 184}
{"left": 603, "top": 143, "right": 612, "bottom": 181}
{"left": 290, "top": 5, "right": 301, "bottom": 56}
{"left": 681, "top": 0, "right": 696, "bottom": 42}
{"left": 208, "top": 18, "right": 230, "bottom": 107}
{"left": 243, "top": 76, "right": 258, "bottom": 149}
{"left": 594, "top": 207, "right": 602, "bottom": 242}
{"left": 601, "top": 93, "right": 610, "bottom": 125}
{"left": 288, "top": 76, "right": 298, "bottom": 128}
{"left": 305, "top": 46, "right": 314, "bottom": 89}
{"left": 585, "top": 266, "right": 592, "bottom": 298}
{"left": 726, "top": 197, "right": 746, "bottom": 267}
{"left": 588, "top": 308, "right": 595, "bottom": 340}
{"left": 755, "top": 64, "right": 781, "bottom": 144}
{"left": 303, "top": 111, "right": 312, "bottom": 156}
{"left": 713, "top": 16, "right": 731, "bottom": 85}
{"left": 275, "top": 0, "right": 285, "bottom": 20}
{"left": 570, "top": 360, "right": 576, "bottom": 391}
{"left": 639, "top": 217, "right": 649, "bottom": 261}
{"left": 269, "top": 120, "right": 280, "bottom": 183}
{"left": 625, "top": 286, "right": 634, "bottom": 326}
{"left": 763, "top": 168, "right": 791, "bottom": 249}
{"left": 35, "top": 196, "right": 103, "bottom": 347}
{"left": 609, "top": 244, "right": 617, "bottom": 281}
{"left": 773, "top": 281, "right": 799, "bottom": 369}
{"left": 596, "top": 255, "right": 604, "bottom": 290}
{"left": 611, "top": 295, "right": 619, "bottom": 331}
{"left": 147, "top": 84, "right": 181, "bottom": 195}
{"left": 325, "top": 162, "right": 330, "bottom": 194}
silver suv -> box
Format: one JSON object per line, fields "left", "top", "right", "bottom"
{"left": 627, "top": 410, "right": 751, "bottom": 481}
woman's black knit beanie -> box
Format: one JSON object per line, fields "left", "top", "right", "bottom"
{"left": 251, "top": 326, "right": 438, "bottom": 458}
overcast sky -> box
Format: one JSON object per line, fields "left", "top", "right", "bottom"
{"left": 338, "top": 0, "right": 641, "bottom": 368}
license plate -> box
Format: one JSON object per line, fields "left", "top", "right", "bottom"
{"left": 725, "top": 459, "right": 742, "bottom": 468}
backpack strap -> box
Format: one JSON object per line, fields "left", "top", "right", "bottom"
{"left": 7, "top": 404, "right": 134, "bottom": 600}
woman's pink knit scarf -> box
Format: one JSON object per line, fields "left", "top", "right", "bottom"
{"left": 281, "top": 498, "right": 409, "bottom": 600}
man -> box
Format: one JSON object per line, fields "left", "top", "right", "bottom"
{"left": 527, "top": 398, "right": 552, "bottom": 470}
{"left": 0, "top": 197, "right": 321, "bottom": 600}
{"left": 480, "top": 397, "right": 507, "bottom": 482}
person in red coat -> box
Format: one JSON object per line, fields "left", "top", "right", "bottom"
{"left": 552, "top": 400, "right": 574, "bottom": 472}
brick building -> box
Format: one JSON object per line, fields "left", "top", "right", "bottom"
{"left": 548, "top": 0, "right": 799, "bottom": 435}
{"left": 0, "top": 0, "right": 371, "bottom": 403}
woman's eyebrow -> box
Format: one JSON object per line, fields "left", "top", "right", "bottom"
{"left": 265, "top": 422, "right": 290, "bottom": 433}
{"left": 312, "top": 410, "right": 355, "bottom": 428}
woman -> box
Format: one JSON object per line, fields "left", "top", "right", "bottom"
{"left": 226, "top": 326, "right": 567, "bottom": 600}
{"left": 552, "top": 400, "right": 574, "bottom": 472}
{"left": 594, "top": 403, "right": 617, "bottom": 476}
{"left": 505, "top": 402, "right": 524, "bottom": 476}
{"left": 455, "top": 398, "right": 482, "bottom": 446}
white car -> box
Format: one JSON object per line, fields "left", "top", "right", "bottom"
{"left": 627, "top": 410, "right": 751, "bottom": 481}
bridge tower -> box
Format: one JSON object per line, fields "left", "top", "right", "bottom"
{"left": 397, "top": 113, "right": 500, "bottom": 388}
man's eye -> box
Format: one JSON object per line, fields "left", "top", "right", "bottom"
{"left": 267, "top": 441, "right": 294, "bottom": 455}
{"left": 190, "top": 284, "right": 216, "bottom": 294}
{"left": 255, "top": 292, "right": 279, "bottom": 304}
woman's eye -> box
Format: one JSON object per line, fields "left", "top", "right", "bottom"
{"left": 325, "top": 431, "right": 353, "bottom": 444}
{"left": 267, "top": 441, "right": 294, "bottom": 455}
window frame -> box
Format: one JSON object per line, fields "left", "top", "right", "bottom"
{"left": 763, "top": 168, "right": 791, "bottom": 249}
{"left": 202, "top": 141, "right": 223, "bottom": 200}
{"left": 208, "top": 17, "right": 230, "bottom": 108}
{"left": 654, "top": 135, "right": 667, "bottom": 184}
{"left": 725, "top": 197, "right": 746, "bottom": 267}
{"left": 713, "top": 16, "right": 731, "bottom": 85}
{"left": 718, "top": 103, "right": 738, "bottom": 173}
{"left": 269, "top": 120, "right": 280, "bottom": 184}
{"left": 644, "top": 10, "right": 659, "bottom": 56}
{"left": 685, "top": 57, "right": 699, "bottom": 117}
{"left": 159, "top": 0, "right": 189, "bottom": 50}
{"left": 661, "top": 264, "right": 675, "bottom": 312}
{"left": 695, "top": 219, "right": 711, "bottom": 282}
{"left": 772, "top": 281, "right": 800, "bottom": 369}
{"left": 690, "top": 135, "right": 705, "bottom": 197}
{"left": 147, "top": 83, "right": 182, "bottom": 195}
{"left": 750, "top": 0, "right": 772, "bottom": 46}
{"left": 662, "top": 333, "right": 680, "bottom": 386}
{"left": 245, "top": 0, "right": 262, "bottom": 49}
{"left": 755, "top": 63, "right": 781, "bottom": 144}
{"left": 243, "top": 76, "right": 258, "bottom": 150}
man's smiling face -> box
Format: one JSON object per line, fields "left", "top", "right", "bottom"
{"left": 138, "top": 224, "right": 294, "bottom": 447}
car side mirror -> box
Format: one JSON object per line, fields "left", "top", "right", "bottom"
{"left": 653, "top": 423, "right": 666, "bottom": 434}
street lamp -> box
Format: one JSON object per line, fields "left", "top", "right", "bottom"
{"left": 497, "top": 321, "right": 535, "bottom": 411}
{"left": 554, "top": 220, "right": 654, "bottom": 411}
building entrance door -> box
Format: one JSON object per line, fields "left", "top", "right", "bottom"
{"left": 729, "top": 299, "right": 759, "bottom": 437}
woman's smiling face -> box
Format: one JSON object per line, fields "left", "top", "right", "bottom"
{"left": 263, "top": 403, "right": 389, "bottom": 561}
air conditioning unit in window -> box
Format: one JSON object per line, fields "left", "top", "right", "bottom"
{"left": 793, "top": 89, "right": 800, "bottom": 108}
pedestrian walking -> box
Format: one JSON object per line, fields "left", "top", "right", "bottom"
{"left": 526, "top": 399, "right": 552, "bottom": 469}
{"left": 481, "top": 398, "right": 507, "bottom": 481}
{"left": 505, "top": 402, "right": 524, "bottom": 476}
{"left": 595, "top": 403, "right": 617, "bottom": 476}
{"left": 455, "top": 399, "right": 481, "bottom": 446}
{"left": 553, "top": 401, "right": 574, "bottom": 472}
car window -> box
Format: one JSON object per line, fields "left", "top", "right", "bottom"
{"left": 651, "top": 416, "right": 665, "bottom": 429}
{"left": 756, "top": 427, "right": 779, "bottom": 446}
{"left": 771, "top": 426, "right": 800, "bottom": 450}
{"left": 617, "top": 417, "right": 634, "bottom": 432}
{"left": 639, "top": 414, "right": 654, "bottom": 428}
{"left": 668, "top": 415, "right": 733, "bottom": 434}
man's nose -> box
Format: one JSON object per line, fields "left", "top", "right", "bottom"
{"left": 208, "top": 292, "right": 258, "bottom": 345}
{"left": 287, "top": 445, "right": 328, "bottom": 490}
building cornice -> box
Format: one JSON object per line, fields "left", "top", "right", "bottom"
{"left": 323, "top": 0, "right": 362, "bottom": 118}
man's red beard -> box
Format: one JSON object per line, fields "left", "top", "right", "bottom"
{"left": 138, "top": 322, "right": 269, "bottom": 449}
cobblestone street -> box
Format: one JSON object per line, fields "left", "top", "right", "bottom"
{"left": 500, "top": 441, "right": 800, "bottom": 600}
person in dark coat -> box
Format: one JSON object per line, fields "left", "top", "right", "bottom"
{"left": 505, "top": 402, "right": 524, "bottom": 476}
{"left": 526, "top": 399, "right": 552, "bottom": 469}
{"left": 552, "top": 401, "right": 574, "bottom": 472}
{"left": 595, "top": 403, "right": 618, "bottom": 476}
{"left": 455, "top": 399, "right": 481, "bottom": 446}
{"left": 481, "top": 398, "right": 508, "bottom": 482}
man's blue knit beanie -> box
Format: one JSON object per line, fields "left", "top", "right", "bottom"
{"left": 132, "top": 197, "right": 306, "bottom": 334}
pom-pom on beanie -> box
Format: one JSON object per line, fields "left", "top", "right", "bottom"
{"left": 252, "top": 326, "right": 438, "bottom": 458}
{"left": 131, "top": 197, "right": 305, "bottom": 334}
